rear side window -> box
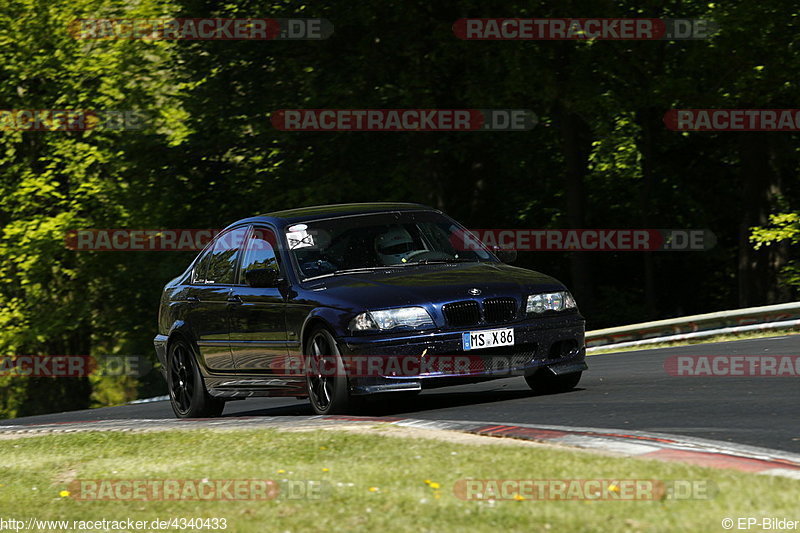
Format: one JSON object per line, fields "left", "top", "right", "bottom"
{"left": 196, "top": 227, "right": 248, "bottom": 284}
{"left": 192, "top": 245, "right": 214, "bottom": 283}
{"left": 240, "top": 227, "right": 280, "bottom": 279}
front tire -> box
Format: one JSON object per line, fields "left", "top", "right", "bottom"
{"left": 305, "top": 327, "right": 354, "bottom": 415}
{"left": 525, "top": 370, "right": 582, "bottom": 394}
{"left": 167, "top": 339, "right": 225, "bottom": 418}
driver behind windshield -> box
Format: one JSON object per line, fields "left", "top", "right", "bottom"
{"left": 374, "top": 225, "right": 423, "bottom": 265}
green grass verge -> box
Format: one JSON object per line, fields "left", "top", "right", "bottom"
{"left": 588, "top": 329, "right": 800, "bottom": 355}
{"left": 0, "top": 427, "right": 797, "bottom": 532}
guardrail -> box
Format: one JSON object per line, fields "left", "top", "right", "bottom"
{"left": 585, "top": 301, "right": 800, "bottom": 352}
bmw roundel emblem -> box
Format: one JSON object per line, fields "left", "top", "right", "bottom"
{"left": 468, "top": 288, "right": 481, "bottom": 296}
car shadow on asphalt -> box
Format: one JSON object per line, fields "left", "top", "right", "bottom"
{"left": 224, "top": 387, "right": 585, "bottom": 419}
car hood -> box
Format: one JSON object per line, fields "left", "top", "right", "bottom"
{"left": 303, "top": 262, "right": 566, "bottom": 311}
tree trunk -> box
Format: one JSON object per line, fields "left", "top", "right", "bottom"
{"left": 737, "top": 133, "right": 785, "bottom": 306}
{"left": 555, "top": 103, "right": 594, "bottom": 307}
{"left": 635, "top": 108, "right": 658, "bottom": 319}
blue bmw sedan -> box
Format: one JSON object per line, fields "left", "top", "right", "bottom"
{"left": 154, "top": 203, "right": 586, "bottom": 417}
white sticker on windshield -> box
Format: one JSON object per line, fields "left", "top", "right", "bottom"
{"left": 287, "top": 225, "right": 314, "bottom": 249}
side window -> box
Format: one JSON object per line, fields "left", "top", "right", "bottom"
{"left": 240, "top": 227, "right": 280, "bottom": 280}
{"left": 204, "top": 227, "right": 248, "bottom": 284}
{"left": 192, "top": 245, "right": 214, "bottom": 284}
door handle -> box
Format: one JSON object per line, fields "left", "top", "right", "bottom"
{"left": 227, "top": 294, "right": 243, "bottom": 304}
{"left": 186, "top": 296, "right": 199, "bottom": 303}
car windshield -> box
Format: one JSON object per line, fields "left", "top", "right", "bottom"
{"left": 286, "top": 211, "right": 495, "bottom": 279}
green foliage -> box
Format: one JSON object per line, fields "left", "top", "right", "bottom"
{"left": 752, "top": 213, "right": 800, "bottom": 248}
{"left": 751, "top": 213, "right": 800, "bottom": 290}
{"left": 0, "top": 0, "right": 180, "bottom": 417}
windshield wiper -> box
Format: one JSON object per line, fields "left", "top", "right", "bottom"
{"left": 332, "top": 266, "right": 394, "bottom": 275}
{"left": 303, "top": 266, "right": 394, "bottom": 281}
{"left": 304, "top": 261, "right": 479, "bottom": 281}
{"left": 407, "top": 258, "right": 478, "bottom": 265}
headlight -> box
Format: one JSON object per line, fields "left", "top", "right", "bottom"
{"left": 526, "top": 291, "right": 577, "bottom": 313}
{"left": 349, "top": 307, "right": 434, "bottom": 331}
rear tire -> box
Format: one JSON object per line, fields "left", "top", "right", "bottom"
{"left": 167, "top": 339, "right": 225, "bottom": 418}
{"left": 525, "top": 370, "right": 582, "bottom": 394}
{"left": 305, "top": 327, "right": 354, "bottom": 415}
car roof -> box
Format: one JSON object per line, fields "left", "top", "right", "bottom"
{"left": 266, "top": 202, "right": 434, "bottom": 219}
{"left": 227, "top": 202, "right": 440, "bottom": 229}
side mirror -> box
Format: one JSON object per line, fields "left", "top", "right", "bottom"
{"left": 245, "top": 268, "right": 281, "bottom": 288}
{"left": 493, "top": 247, "right": 518, "bottom": 264}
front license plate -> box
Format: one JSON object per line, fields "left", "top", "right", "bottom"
{"left": 462, "top": 328, "right": 514, "bottom": 351}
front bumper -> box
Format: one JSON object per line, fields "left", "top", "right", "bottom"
{"left": 340, "top": 313, "right": 586, "bottom": 395}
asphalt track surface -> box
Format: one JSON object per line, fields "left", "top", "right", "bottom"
{"left": 4, "top": 336, "right": 799, "bottom": 453}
